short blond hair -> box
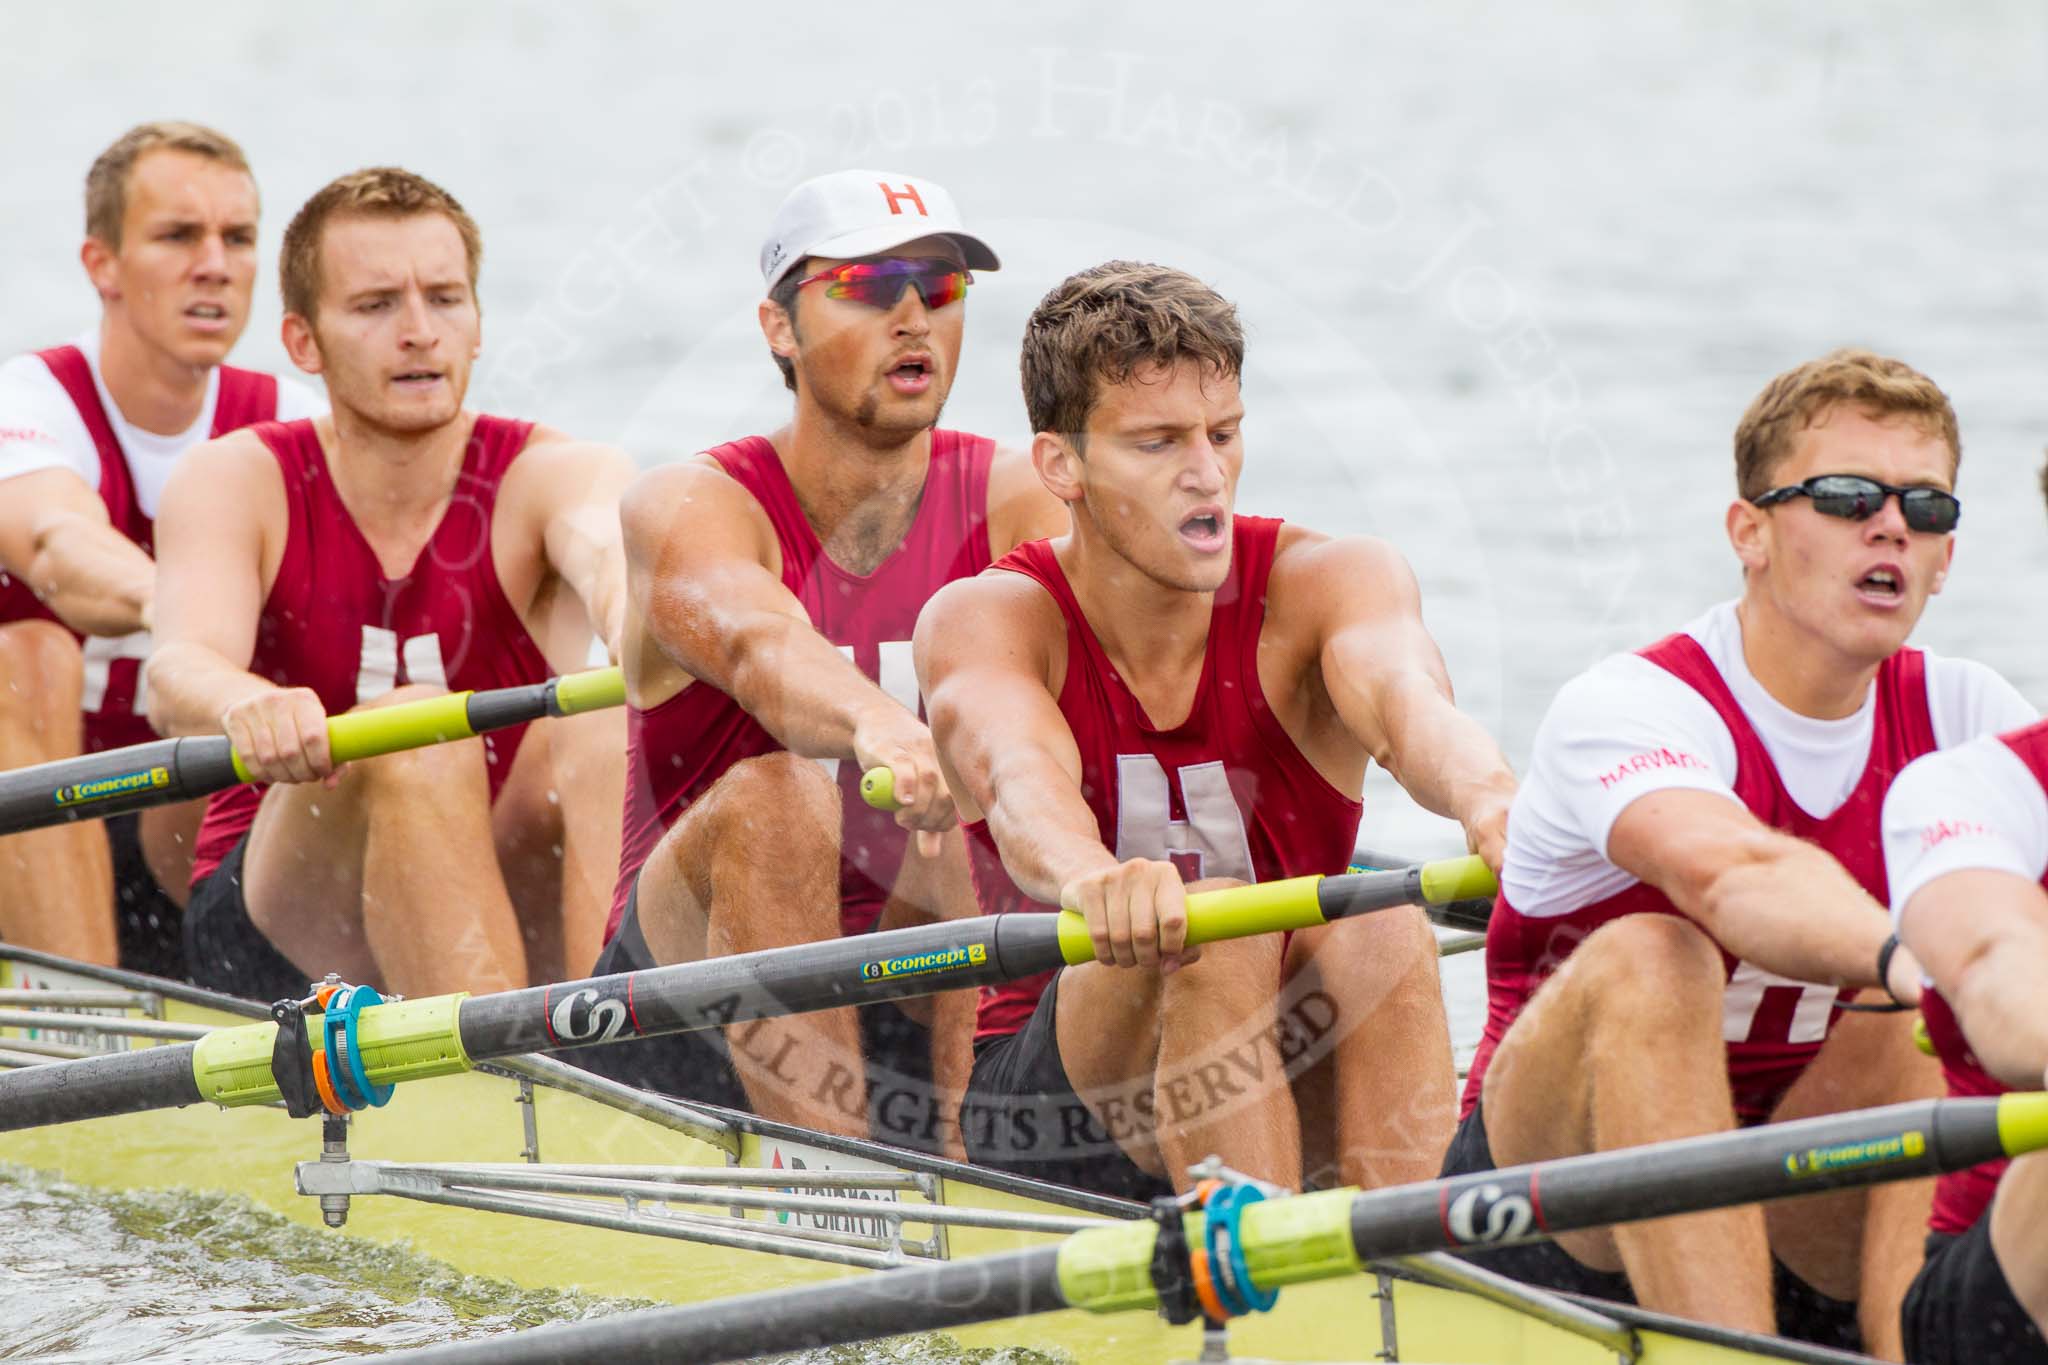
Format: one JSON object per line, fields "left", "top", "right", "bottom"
{"left": 1733, "top": 349, "right": 1960, "bottom": 500}
{"left": 86, "top": 121, "right": 253, "bottom": 249}
{"left": 279, "top": 167, "right": 482, "bottom": 321}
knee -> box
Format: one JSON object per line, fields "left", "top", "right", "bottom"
{"left": 1573, "top": 914, "right": 1724, "bottom": 1016}
{"left": 0, "top": 620, "right": 83, "bottom": 718}
{"left": 1165, "top": 930, "right": 1286, "bottom": 1001}
{"left": 353, "top": 691, "right": 489, "bottom": 793}
{"left": 703, "top": 753, "right": 840, "bottom": 847}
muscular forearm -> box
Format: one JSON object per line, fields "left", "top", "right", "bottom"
{"left": 1375, "top": 673, "right": 1517, "bottom": 828}
{"left": 1689, "top": 842, "right": 1890, "bottom": 988}
{"left": 144, "top": 641, "right": 281, "bottom": 738}
{"left": 24, "top": 516, "right": 152, "bottom": 636}
{"left": 1951, "top": 950, "right": 2048, "bottom": 1088}
{"left": 723, "top": 614, "right": 902, "bottom": 758}
{"left": 981, "top": 756, "right": 1119, "bottom": 906}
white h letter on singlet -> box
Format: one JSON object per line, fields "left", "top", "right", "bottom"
{"left": 80, "top": 630, "right": 152, "bottom": 713}
{"left": 819, "top": 640, "right": 919, "bottom": 784}
{"left": 356, "top": 626, "right": 449, "bottom": 702}
{"left": 1113, "top": 755, "right": 1255, "bottom": 882}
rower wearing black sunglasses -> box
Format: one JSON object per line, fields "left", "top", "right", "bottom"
{"left": 1441, "top": 348, "right": 2036, "bottom": 1355}
{"left": 577, "top": 170, "right": 1067, "bottom": 1158}
{"left": 1751, "top": 473, "right": 1963, "bottom": 536}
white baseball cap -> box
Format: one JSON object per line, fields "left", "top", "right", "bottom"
{"left": 759, "top": 169, "right": 1000, "bottom": 289}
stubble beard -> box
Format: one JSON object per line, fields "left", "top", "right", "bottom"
{"left": 844, "top": 379, "right": 948, "bottom": 447}
{"left": 1085, "top": 495, "right": 1230, "bottom": 595}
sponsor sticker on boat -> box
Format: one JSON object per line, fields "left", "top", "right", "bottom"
{"left": 756, "top": 1138, "right": 923, "bottom": 1247}
{"left": 1, "top": 961, "right": 138, "bottom": 1055}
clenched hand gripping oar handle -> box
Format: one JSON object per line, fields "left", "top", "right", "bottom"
{"left": 861, "top": 764, "right": 1499, "bottom": 950}
{"left": 0, "top": 666, "right": 624, "bottom": 836}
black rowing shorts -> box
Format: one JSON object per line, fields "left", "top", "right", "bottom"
{"left": 183, "top": 830, "right": 313, "bottom": 1003}
{"left": 1903, "top": 1219, "right": 2048, "bottom": 1364}
{"left": 960, "top": 968, "right": 1174, "bottom": 1202}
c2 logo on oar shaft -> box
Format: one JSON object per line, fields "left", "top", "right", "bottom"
{"left": 1444, "top": 1180, "right": 1536, "bottom": 1246}
{"left": 546, "top": 986, "right": 630, "bottom": 1045}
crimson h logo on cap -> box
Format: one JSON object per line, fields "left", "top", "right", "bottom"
{"left": 760, "top": 168, "right": 1000, "bottom": 289}
{"left": 878, "top": 181, "right": 927, "bottom": 217}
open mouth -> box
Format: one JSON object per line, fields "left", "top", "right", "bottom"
{"left": 1178, "top": 509, "right": 1227, "bottom": 551}
{"left": 393, "top": 370, "right": 445, "bottom": 388}
{"left": 1855, "top": 566, "right": 1904, "bottom": 602}
{"left": 886, "top": 356, "right": 932, "bottom": 393}
{"left": 184, "top": 302, "right": 230, "bottom": 327}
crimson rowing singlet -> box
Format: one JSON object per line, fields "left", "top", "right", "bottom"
{"left": 0, "top": 344, "right": 276, "bottom": 751}
{"left": 1465, "top": 635, "right": 1936, "bottom": 1124}
{"left": 190, "top": 416, "right": 552, "bottom": 884}
{"left": 968, "top": 516, "right": 1365, "bottom": 1042}
{"left": 1916, "top": 719, "right": 2048, "bottom": 1235}
{"left": 606, "top": 430, "right": 997, "bottom": 944}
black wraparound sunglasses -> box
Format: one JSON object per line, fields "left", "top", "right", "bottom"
{"left": 1751, "top": 474, "right": 1961, "bottom": 534}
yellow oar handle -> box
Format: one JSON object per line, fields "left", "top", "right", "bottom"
{"left": 553, "top": 665, "right": 627, "bottom": 714}
{"left": 227, "top": 666, "right": 626, "bottom": 783}
{"left": 860, "top": 766, "right": 901, "bottom": 810}
{"left": 1419, "top": 854, "right": 1497, "bottom": 903}
{"left": 1053, "top": 856, "right": 1496, "bottom": 965}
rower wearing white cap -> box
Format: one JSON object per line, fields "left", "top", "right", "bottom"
{"left": 577, "top": 170, "right": 1063, "bottom": 1156}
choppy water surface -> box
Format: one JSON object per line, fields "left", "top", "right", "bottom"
{"left": 0, "top": 0, "right": 2042, "bottom": 1357}
{"left": 0, "top": 1163, "right": 1070, "bottom": 1363}
{"left": 0, "top": 1163, "right": 644, "bottom": 1362}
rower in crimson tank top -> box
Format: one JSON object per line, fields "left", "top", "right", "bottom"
{"left": 189, "top": 414, "right": 552, "bottom": 884}
{"left": 607, "top": 428, "right": 996, "bottom": 941}
{"left": 967, "top": 515, "right": 1365, "bottom": 1043}
{"left": 1465, "top": 634, "right": 1937, "bottom": 1125}
{"left": 0, "top": 344, "right": 278, "bottom": 751}
{"left": 1911, "top": 720, "right": 2048, "bottom": 1238}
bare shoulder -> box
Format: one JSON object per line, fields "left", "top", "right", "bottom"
{"left": 985, "top": 443, "right": 1067, "bottom": 550}
{"left": 917, "top": 567, "right": 1064, "bottom": 672}
{"left": 512, "top": 424, "right": 636, "bottom": 477}
{"left": 1265, "top": 525, "right": 1420, "bottom": 624}
{"left": 166, "top": 427, "right": 281, "bottom": 500}
{"left": 620, "top": 455, "right": 774, "bottom": 565}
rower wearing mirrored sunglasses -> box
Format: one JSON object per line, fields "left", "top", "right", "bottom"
{"left": 576, "top": 170, "right": 1067, "bottom": 1158}
{"left": 1442, "top": 349, "right": 2036, "bottom": 1355}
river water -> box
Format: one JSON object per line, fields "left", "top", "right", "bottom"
{"left": 0, "top": 1, "right": 2043, "bottom": 1358}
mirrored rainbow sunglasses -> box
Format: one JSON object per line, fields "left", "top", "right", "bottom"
{"left": 793, "top": 258, "right": 973, "bottom": 310}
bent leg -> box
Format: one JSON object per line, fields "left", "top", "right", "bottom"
{"left": 242, "top": 686, "right": 527, "bottom": 996}
{"left": 1056, "top": 930, "right": 1299, "bottom": 1191}
{"left": 136, "top": 798, "right": 203, "bottom": 912}
{"left": 1766, "top": 995, "right": 1943, "bottom": 1360}
{"left": 874, "top": 829, "right": 976, "bottom": 1160}
{"left": 1288, "top": 905, "right": 1456, "bottom": 1189}
{"left": 0, "top": 621, "right": 114, "bottom": 963}
{"left": 633, "top": 752, "right": 865, "bottom": 1135}
{"left": 1990, "top": 1150, "right": 2048, "bottom": 1339}
{"left": 491, "top": 707, "right": 625, "bottom": 983}
{"left": 1482, "top": 913, "right": 1773, "bottom": 1331}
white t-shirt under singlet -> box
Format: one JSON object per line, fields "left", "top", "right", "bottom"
{"left": 0, "top": 330, "right": 326, "bottom": 517}
{"left": 1883, "top": 733, "right": 2048, "bottom": 921}
{"left": 1503, "top": 600, "right": 2038, "bottom": 919}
